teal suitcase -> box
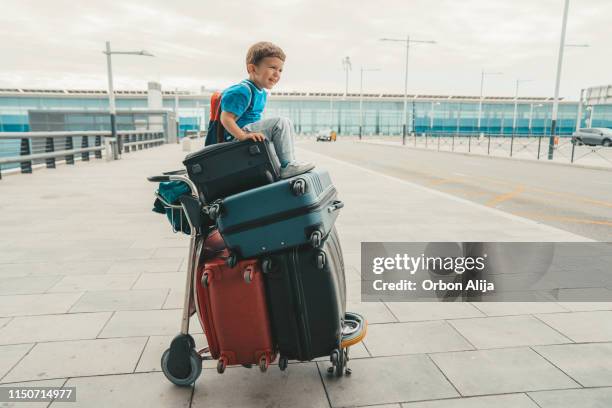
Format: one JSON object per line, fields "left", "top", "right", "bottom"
{"left": 211, "top": 169, "right": 343, "bottom": 260}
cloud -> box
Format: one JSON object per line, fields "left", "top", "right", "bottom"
{"left": 1, "top": 0, "right": 611, "bottom": 98}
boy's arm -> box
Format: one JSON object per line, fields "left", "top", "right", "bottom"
{"left": 220, "top": 112, "right": 265, "bottom": 142}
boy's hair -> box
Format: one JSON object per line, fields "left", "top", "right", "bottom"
{"left": 246, "top": 42, "right": 286, "bottom": 66}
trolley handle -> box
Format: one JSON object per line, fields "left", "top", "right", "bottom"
{"left": 148, "top": 175, "right": 171, "bottom": 182}
{"left": 147, "top": 173, "right": 199, "bottom": 198}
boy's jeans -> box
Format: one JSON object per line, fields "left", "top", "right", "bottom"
{"left": 242, "top": 117, "right": 295, "bottom": 166}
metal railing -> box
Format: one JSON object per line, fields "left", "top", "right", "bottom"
{"left": 359, "top": 133, "right": 612, "bottom": 169}
{"left": 0, "top": 130, "right": 165, "bottom": 179}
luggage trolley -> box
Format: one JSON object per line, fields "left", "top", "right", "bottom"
{"left": 148, "top": 171, "right": 211, "bottom": 386}
{"left": 148, "top": 171, "right": 367, "bottom": 385}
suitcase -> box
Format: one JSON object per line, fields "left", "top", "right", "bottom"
{"left": 183, "top": 139, "right": 281, "bottom": 203}
{"left": 195, "top": 231, "right": 277, "bottom": 373}
{"left": 262, "top": 228, "right": 346, "bottom": 364}
{"left": 213, "top": 169, "right": 343, "bottom": 259}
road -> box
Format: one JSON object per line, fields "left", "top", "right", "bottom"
{"left": 299, "top": 139, "right": 612, "bottom": 241}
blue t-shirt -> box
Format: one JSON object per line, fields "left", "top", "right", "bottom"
{"left": 221, "top": 79, "right": 267, "bottom": 129}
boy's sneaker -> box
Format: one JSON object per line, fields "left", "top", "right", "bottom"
{"left": 280, "top": 161, "right": 315, "bottom": 179}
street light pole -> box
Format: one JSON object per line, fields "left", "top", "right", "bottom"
{"left": 102, "top": 41, "right": 154, "bottom": 158}
{"left": 430, "top": 101, "right": 440, "bottom": 131}
{"left": 104, "top": 42, "right": 118, "bottom": 159}
{"left": 342, "top": 56, "right": 352, "bottom": 98}
{"left": 380, "top": 35, "right": 436, "bottom": 144}
{"left": 575, "top": 88, "right": 584, "bottom": 131}
{"left": 547, "top": 0, "right": 570, "bottom": 160}
{"left": 477, "top": 70, "right": 503, "bottom": 132}
{"left": 360, "top": 67, "right": 381, "bottom": 140}
{"left": 403, "top": 35, "right": 410, "bottom": 141}
{"left": 329, "top": 94, "right": 334, "bottom": 131}
{"left": 513, "top": 79, "right": 532, "bottom": 135}
{"left": 174, "top": 88, "right": 180, "bottom": 142}
{"left": 529, "top": 103, "right": 544, "bottom": 135}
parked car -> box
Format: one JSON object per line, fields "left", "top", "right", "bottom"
{"left": 316, "top": 129, "right": 337, "bottom": 142}
{"left": 571, "top": 128, "right": 612, "bottom": 147}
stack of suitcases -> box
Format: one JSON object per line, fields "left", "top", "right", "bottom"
{"left": 153, "top": 139, "right": 366, "bottom": 387}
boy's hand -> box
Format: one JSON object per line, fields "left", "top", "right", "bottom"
{"left": 243, "top": 132, "right": 266, "bottom": 142}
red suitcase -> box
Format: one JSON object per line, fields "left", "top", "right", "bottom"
{"left": 195, "top": 231, "right": 276, "bottom": 373}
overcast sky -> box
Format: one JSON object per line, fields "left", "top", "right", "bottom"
{"left": 1, "top": 0, "right": 610, "bottom": 99}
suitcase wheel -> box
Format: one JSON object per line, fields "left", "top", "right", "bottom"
{"left": 279, "top": 355, "right": 288, "bottom": 371}
{"left": 243, "top": 267, "right": 253, "bottom": 284}
{"left": 316, "top": 251, "right": 326, "bottom": 270}
{"left": 161, "top": 347, "right": 202, "bottom": 386}
{"left": 201, "top": 272, "right": 210, "bottom": 288}
{"left": 258, "top": 355, "right": 268, "bottom": 372}
{"left": 208, "top": 203, "right": 221, "bottom": 221}
{"left": 217, "top": 357, "right": 228, "bottom": 374}
{"left": 226, "top": 254, "right": 237, "bottom": 268}
{"left": 291, "top": 179, "right": 307, "bottom": 196}
{"left": 309, "top": 230, "right": 323, "bottom": 248}
{"left": 262, "top": 258, "right": 273, "bottom": 274}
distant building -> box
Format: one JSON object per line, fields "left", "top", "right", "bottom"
{"left": 582, "top": 85, "right": 612, "bottom": 129}
{"left": 1, "top": 85, "right": 611, "bottom": 135}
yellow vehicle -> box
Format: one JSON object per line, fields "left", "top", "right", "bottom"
{"left": 316, "top": 129, "right": 337, "bottom": 142}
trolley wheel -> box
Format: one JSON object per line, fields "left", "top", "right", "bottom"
{"left": 309, "top": 230, "right": 322, "bottom": 248}
{"left": 243, "top": 267, "right": 253, "bottom": 284}
{"left": 262, "top": 258, "right": 273, "bottom": 274}
{"left": 217, "top": 357, "right": 227, "bottom": 374}
{"left": 258, "top": 355, "right": 268, "bottom": 372}
{"left": 316, "top": 251, "right": 326, "bottom": 270}
{"left": 201, "top": 273, "right": 209, "bottom": 288}
{"left": 279, "top": 355, "right": 288, "bottom": 371}
{"left": 330, "top": 349, "right": 339, "bottom": 366}
{"left": 335, "top": 348, "right": 346, "bottom": 377}
{"left": 161, "top": 348, "right": 202, "bottom": 387}
{"left": 226, "top": 254, "right": 237, "bottom": 268}
{"left": 242, "top": 364, "right": 253, "bottom": 369}
{"left": 291, "top": 179, "right": 307, "bottom": 196}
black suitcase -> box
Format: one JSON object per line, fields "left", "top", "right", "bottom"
{"left": 183, "top": 139, "right": 281, "bottom": 203}
{"left": 263, "top": 228, "right": 346, "bottom": 363}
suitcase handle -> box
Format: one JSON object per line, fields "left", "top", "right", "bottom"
{"left": 327, "top": 200, "right": 344, "bottom": 213}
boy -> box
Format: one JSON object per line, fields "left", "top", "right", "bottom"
{"left": 219, "top": 41, "right": 314, "bottom": 179}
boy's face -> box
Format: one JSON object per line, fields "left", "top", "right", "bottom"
{"left": 248, "top": 57, "right": 284, "bottom": 89}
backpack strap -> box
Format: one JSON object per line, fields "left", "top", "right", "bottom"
{"left": 215, "top": 81, "right": 255, "bottom": 144}
{"left": 238, "top": 80, "right": 255, "bottom": 117}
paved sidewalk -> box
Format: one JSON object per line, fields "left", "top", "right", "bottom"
{"left": 0, "top": 142, "right": 610, "bottom": 407}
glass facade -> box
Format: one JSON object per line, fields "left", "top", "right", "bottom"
{"left": 1, "top": 92, "right": 612, "bottom": 137}
{"left": 264, "top": 99, "right": 588, "bottom": 136}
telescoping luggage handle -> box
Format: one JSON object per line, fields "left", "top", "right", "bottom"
{"left": 327, "top": 200, "right": 344, "bottom": 213}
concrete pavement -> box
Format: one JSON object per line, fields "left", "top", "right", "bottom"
{"left": 0, "top": 142, "right": 610, "bottom": 407}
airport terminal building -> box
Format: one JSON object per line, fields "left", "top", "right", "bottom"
{"left": 1, "top": 83, "right": 611, "bottom": 136}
